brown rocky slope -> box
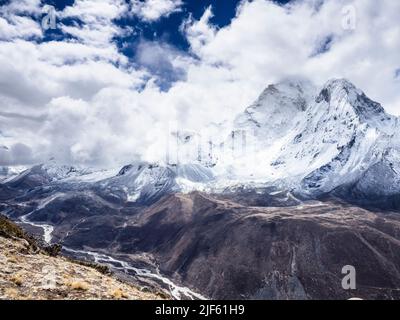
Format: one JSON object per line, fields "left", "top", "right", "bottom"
{"left": 111, "top": 192, "right": 400, "bottom": 300}
{"left": 0, "top": 215, "right": 164, "bottom": 300}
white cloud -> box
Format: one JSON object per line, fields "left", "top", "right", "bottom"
{"left": 131, "top": 0, "right": 183, "bottom": 22}
{"left": 183, "top": 6, "right": 216, "bottom": 54}
{"left": 0, "top": 15, "right": 42, "bottom": 40}
{"left": 60, "top": 0, "right": 129, "bottom": 46}
{"left": 0, "top": 0, "right": 42, "bottom": 16}
{"left": 0, "top": 0, "right": 42, "bottom": 40}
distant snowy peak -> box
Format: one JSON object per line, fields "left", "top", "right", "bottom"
{"left": 5, "top": 160, "right": 118, "bottom": 188}
{"left": 277, "top": 79, "right": 398, "bottom": 161}
{"left": 314, "top": 79, "right": 397, "bottom": 132}
{"left": 285, "top": 79, "right": 400, "bottom": 194}
{"left": 103, "top": 162, "right": 215, "bottom": 204}
{"left": 234, "top": 78, "right": 316, "bottom": 145}
{"left": 42, "top": 161, "right": 93, "bottom": 181}
{"left": 212, "top": 77, "right": 400, "bottom": 197}
{"left": 115, "top": 162, "right": 214, "bottom": 187}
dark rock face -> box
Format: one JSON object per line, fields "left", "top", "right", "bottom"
{"left": 126, "top": 193, "right": 400, "bottom": 300}
{"left": 0, "top": 185, "right": 18, "bottom": 201}
{"left": 316, "top": 88, "right": 331, "bottom": 103}
{"left": 117, "top": 164, "right": 134, "bottom": 176}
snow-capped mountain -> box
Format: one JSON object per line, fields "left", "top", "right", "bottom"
{"left": 2, "top": 159, "right": 214, "bottom": 206}
{"left": 207, "top": 78, "right": 400, "bottom": 201}
{"left": 97, "top": 162, "right": 214, "bottom": 204}
{"left": 274, "top": 79, "right": 399, "bottom": 193}
{"left": 4, "top": 160, "right": 115, "bottom": 189}
{"left": 2, "top": 78, "right": 400, "bottom": 207}
{"left": 234, "top": 78, "right": 316, "bottom": 148}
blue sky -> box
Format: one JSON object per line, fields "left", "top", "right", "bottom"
{"left": 0, "top": 0, "right": 399, "bottom": 166}
{"left": 42, "top": 0, "right": 291, "bottom": 51}
{"left": 36, "top": 0, "right": 286, "bottom": 89}
{"left": 39, "top": 0, "right": 293, "bottom": 79}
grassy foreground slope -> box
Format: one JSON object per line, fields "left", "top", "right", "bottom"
{"left": 0, "top": 215, "right": 164, "bottom": 300}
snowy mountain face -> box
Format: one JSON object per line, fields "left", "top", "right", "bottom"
{"left": 272, "top": 79, "right": 398, "bottom": 193}
{"left": 207, "top": 78, "right": 400, "bottom": 202}
{"left": 351, "top": 147, "right": 400, "bottom": 196}
{"left": 4, "top": 161, "right": 117, "bottom": 189}
{"left": 96, "top": 162, "right": 214, "bottom": 204}
{"left": 303, "top": 81, "right": 399, "bottom": 194}
{"left": 234, "top": 78, "right": 316, "bottom": 148}
{"left": 2, "top": 160, "right": 214, "bottom": 206}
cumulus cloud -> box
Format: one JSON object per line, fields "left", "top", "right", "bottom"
{"left": 1, "top": 0, "right": 42, "bottom": 14}
{"left": 1, "top": 0, "right": 400, "bottom": 167}
{"left": 60, "top": 0, "right": 129, "bottom": 46}
{"left": 130, "top": 0, "right": 183, "bottom": 22}
{"left": 0, "top": 0, "right": 42, "bottom": 40}
{"left": 183, "top": 6, "right": 216, "bottom": 53}
{"left": 0, "top": 15, "right": 42, "bottom": 40}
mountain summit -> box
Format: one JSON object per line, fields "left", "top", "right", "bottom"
{"left": 213, "top": 78, "right": 399, "bottom": 203}
{"left": 234, "top": 78, "right": 316, "bottom": 146}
